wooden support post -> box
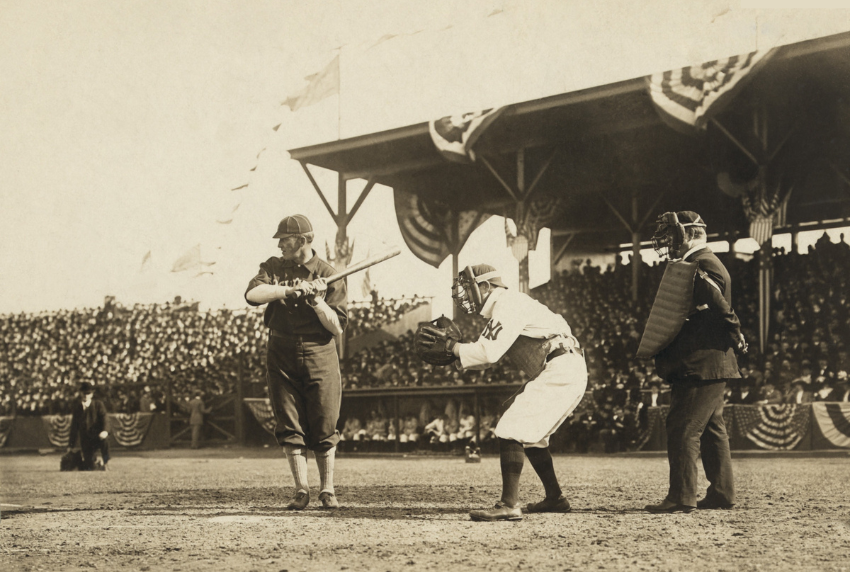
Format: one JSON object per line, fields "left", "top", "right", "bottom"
{"left": 393, "top": 395, "right": 400, "bottom": 453}
{"left": 631, "top": 194, "right": 640, "bottom": 303}
{"left": 235, "top": 356, "right": 245, "bottom": 446}
{"left": 165, "top": 379, "right": 173, "bottom": 447}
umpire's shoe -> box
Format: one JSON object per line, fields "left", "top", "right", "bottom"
{"left": 286, "top": 490, "right": 310, "bottom": 510}
{"left": 696, "top": 496, "right": 735, "bottom": 510}
{"left": 644, "top": 499, "right": 695, "bottom": 513}
{"left": 318, "top": 491, "right": 339, "bottom": 509}
{"left": 469, "top": 501, "right": 522, "bottom": 522}
{"left": 527, "top": 495, "right": 571, "bottom": 513}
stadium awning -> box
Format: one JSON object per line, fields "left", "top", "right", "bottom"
{"left": 289, "top": 31, "right": 850, "bottom": 256}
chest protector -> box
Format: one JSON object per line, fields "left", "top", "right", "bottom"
{"left": 506, "top": 335, "right": 555, "bottom": 381}
{"left": 636, "top": 261, "right": 698, "bottom": 359}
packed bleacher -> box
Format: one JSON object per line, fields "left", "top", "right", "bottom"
{"left": 3, "top": 233, "right": 850, "bottom": 452}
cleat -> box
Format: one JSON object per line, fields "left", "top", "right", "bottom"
{"left": 286, "top": 490, "right": 310, "bottom": 510}
{"left": 318, "top": 491, "right": 339, "bottom": 509}
{"left": 466, "top": 452, "right": 481, "bottom": 463}
{"left": 469, "top": 501, "right": 522, "bottom": 522}
{"left": 527, "top": 495, "right": 571, "bottom": 513}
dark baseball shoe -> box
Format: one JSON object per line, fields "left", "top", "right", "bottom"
{"left": 469, "top": 501, "right": 522, "bottom": 522}
{"left": 697, "top": 496, "right": 735, "bottom": 510}
{"left": 527, "top": 495, "right": 571, "bottom": 513}
{"left": 318, "top": 491, "right": 339, "bottom": 509}
{"left": 644, "top": 499, "right": 695, "bottom": 513}
{"left": 286, "top": 490, "right": 310, "bottom": 510}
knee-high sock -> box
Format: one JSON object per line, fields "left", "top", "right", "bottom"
{"left": 315, "top": 446, "right": 336, "bottom": 494}
{"left": 499, "top": 438, "right": 525, "bottom": 507}
{"left": 284, "top": 445, "right": 309, "bottom": 493}
{"left": 524, "top": 446, "right": 562, "bottom": 499}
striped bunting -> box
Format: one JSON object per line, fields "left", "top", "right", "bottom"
{"left": 394, "top": 190, "right": 489, "bottom": 268}
{"left": 812, "top": 403, "right": 850, "bottom": 448}
{"left": 42, "top": 414, "right": 73, "bottom": 448}
{"left": 0, "top": 416, "right": 13, "bottom": 447}
{"left": 111, "top": 413, "right": 154, "bottom": 447}
{"left": 734, "top": 404, "right": 810, "bottom": 450}
{"left": 429, "top": 107, "right": 506, "bottom": 162}
{"left": 244, "top": 398, "right": 276, "bottom": 436}
{"left": 648, "top": 48, "right": 777, "bottom": 132}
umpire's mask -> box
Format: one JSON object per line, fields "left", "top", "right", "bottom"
{"left": 651, "top": 211, "right": 706, "bottom": 259}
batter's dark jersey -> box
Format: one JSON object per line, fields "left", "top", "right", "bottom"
{"left": 244, "top": 251, "right": 348, "bottom": 340}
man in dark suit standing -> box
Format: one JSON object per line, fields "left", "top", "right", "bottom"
{"left": 68, "top": 381, "right": 110, "bottom": 471}
{"left": 641, "top": 211, "right": 747, "bottom": 513}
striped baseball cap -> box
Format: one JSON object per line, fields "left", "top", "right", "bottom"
{"left": 273, "top": 214, "right": 313, "bottom": 238}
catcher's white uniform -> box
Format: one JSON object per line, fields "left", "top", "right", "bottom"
{"left": 456, "top": 288, "right": 587, "bottom": 448}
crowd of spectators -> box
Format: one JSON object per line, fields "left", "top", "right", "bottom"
{"left": 0, "top": 295, "right": 432, "bottom": 416}
{"left": 3, "top": 233, "right": 850, "bottom": 452}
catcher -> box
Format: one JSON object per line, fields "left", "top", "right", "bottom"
{"left": 416, "top": 264, "right": 587, "bottom": 521}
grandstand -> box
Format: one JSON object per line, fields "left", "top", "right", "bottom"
{"left": 3, "top": 238, "right": 849, "bottom": 453}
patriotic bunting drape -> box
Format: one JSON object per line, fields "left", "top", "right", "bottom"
{"left": 0, "top": 416, "right": 13, "bottom": 447}
{"left": 393, "top": 190, "right": 490, "bottom": 268}
{"left": 42, "top": 414, "right": 73, "bottom": 448}
{"left": 648, "top": 48, "right": 777, "bottom": 132}
{"left": 734, "top": 404, "right": 810, "bottom": 450}
{"left": 812, "top": 403, "right": 850, "bottom": 448}
{"left": 111, "top": 413, "right": 154, "bottom": 447}
{"left": 244, "top": 398, "right": 277, "bottom": 436}
{"left": 428, "top": 107, "right": 506, "bottom": 162}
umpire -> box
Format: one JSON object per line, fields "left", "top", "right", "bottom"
{"left": 642, "top": 211, "right": 747, "bottom": 513}
{"left": 245, "top": 214, "right": 348, "bottom": 510}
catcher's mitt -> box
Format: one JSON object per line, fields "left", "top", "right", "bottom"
{"left": 415, "top": 315, "right": 462, "bottom": 366}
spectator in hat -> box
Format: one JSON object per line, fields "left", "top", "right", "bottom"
{"left": 67, "top": 382, "right": 110, "bottom": 471}
{"left": 186, "top": 392, "right": 212, "bottom": 449}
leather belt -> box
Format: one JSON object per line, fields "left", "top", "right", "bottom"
{"left": 269, "top": 330, "right": 287, "bottom": 339}
{"left": 546, "top": 344, "right": 583, "bottom": 362}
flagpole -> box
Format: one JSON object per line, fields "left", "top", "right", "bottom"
{"left": 337, "top": 47, "right": 342, "bottom": 140}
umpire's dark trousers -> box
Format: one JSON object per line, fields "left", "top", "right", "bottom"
{"left": 266, "top": 332, "right": 341, "bottom": 452}
{"left": 665, "top": 379, "right": 735, "bottom": 507}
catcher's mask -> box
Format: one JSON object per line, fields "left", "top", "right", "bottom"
{"left": 651, "top": 211, "right": 706, "bottom": 259}
{"left": 452, "top": 264, "right": 506, "bottom": 314}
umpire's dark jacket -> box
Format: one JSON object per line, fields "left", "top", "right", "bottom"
{"left": 69, "top": 399, "right": 108, "bottom": 447}
{"left": 655, "top": 247, "right": 742, "bottom": 382}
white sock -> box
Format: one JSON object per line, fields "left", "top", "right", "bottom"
{"left": 315, "top": 446, "right": 336, "bottom": 494}
{"left": 284, "top": 446, "right": 309, "bottom": 492}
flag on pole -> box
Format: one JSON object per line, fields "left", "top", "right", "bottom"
{"left": 282, "top": 55, "right": 340, "bottom": 112}
{"left": 428, "top": 106, "right": 506, "bottom": 162}
{"left": 648, "top": 48, "right": 777, "bottom": 132}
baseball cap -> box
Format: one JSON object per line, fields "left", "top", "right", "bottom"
{"left": 470, "top": 264, "right": 508, "bottom": 288}
{"left": 676, "top": 211, "right": 706, "bottom": 227}
{"left": 79, "top": 381, "right": 94, "bottom": 395}
{"left": 273, "top": 214, "right": 313, "bottom": 238}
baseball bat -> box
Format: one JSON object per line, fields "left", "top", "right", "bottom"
{"left": 325, "top": 247, "right": 401, "bottom": 284}
{"left": 287, "top": 247, "right": 401, "bottom": 298}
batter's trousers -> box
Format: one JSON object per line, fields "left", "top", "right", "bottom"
{"left": 266, "top": 333, "right": 341, "bottom": 452}
{"left": 665, "top": 379, "right": 735, "bottom": 507}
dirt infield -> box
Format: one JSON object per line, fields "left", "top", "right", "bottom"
{"left": 2, "top": 450, "right": 849, "bottom": 572}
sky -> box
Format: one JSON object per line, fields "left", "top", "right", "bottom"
{"left": 2, "top": 1, "right": 849, "bottom": 317}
